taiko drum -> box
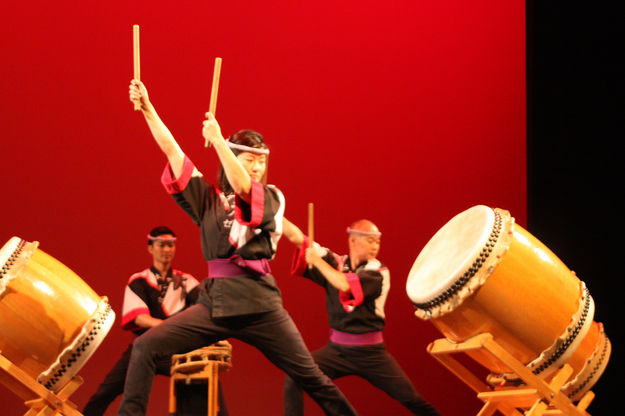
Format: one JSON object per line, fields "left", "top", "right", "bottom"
{"left": 0, "top": 237, "right": 115, "bottom": 391}
{"left": 406, "top": 205, "right": 610, "bottom": 399}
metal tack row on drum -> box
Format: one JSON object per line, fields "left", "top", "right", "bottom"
{"left": 406, "top": 205, "right": 611, "bottom": 401}
{"left": 0, "top": 236, "right": 115, "bottom": 392}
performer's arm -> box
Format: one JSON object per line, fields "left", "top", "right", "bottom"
{"left": 129, "top": 80, "right": 185, "bottom": 177}
{"left": 202, "top": 112, "right": 254, "bottom": 202}
{"left": 133, "top": 314, "right": 163, "bottom": 328}
{"left": 283, "top": 217, "right": 305, "bottom": 248}
{"left": 305, "top": 248, "right": 350, "bottom": 292}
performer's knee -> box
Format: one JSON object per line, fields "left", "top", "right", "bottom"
{"left": 131, "top": 332, "right": 159, "bottom": 361}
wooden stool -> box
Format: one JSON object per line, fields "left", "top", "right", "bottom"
{"left": 169, "top": 342, "right": 232, "bottom": 416}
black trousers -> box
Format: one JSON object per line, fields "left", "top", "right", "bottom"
{"left": 117, "top": 304, "right": 357, "bottom": 416}
{"left": 283, "top": 341, "right": 440, "bottom": 416}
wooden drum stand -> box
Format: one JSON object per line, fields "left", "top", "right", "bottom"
{"left": 428, "top": 333, "right": 597, "bottom": 416}
{"left": 169, "top": 342, "right": 233, "bottom": 416}
{"left": 0, "top": 352, "right": 83, "bottom": 416}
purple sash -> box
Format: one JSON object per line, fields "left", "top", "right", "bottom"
{"left": 329, "top": 329, "right": 384, "bottom": 346}
{"left": 208, "top": 255, "right": 271, "bottom": 278}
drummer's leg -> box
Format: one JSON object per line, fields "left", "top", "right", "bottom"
{"left": 283, "top": 343, "right": 351, "bottom": 416}
{"left": 83, "top": 344, "right": 133, "bottom": 416}
{"left": 239, "top": 308, "right": 357, "bottom": 416}
{"left": 357, "top": 346, "right": 440, "bottom": 416}
{"left": 117, "top": 304, "right": 224, "bottom": 416}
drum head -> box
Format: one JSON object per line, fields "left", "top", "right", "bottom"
{"left": 0, "top": 237, "right": 32, "bottom": 294}
{"left": 406, "top": 205, "right": 497, "bottom": 306}
{"left": 0, "top": 236, "right": 19, "bottom": 265}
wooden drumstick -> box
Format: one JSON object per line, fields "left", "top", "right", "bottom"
{"left": 133, "top": 24, "right": 141, "bottom": 111}
{"left": 308, "top": 202, "right": 314, "bottom": 269}
{"left": 205, "top": 57, "right": 222, "bottom": 147}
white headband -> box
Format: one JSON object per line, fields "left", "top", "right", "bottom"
{"left": 147, "top": 234, "right": 177, "bottom": 243}
{"left": 346, "top": 227, "right": 382, "bottom": 237}
{"left": 226, "top": 139, "right": 270, "bottom": 155}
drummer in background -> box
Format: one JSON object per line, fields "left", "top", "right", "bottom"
{"left": 282, "top": 219, "right": 440, "bottom": 416}
{"left": 82, "top": 226, "right": 228, "bottom": 416}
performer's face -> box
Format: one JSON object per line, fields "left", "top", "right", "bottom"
{"left": 148, "top": 234, "right": 176, "bottom": 265}
{"left": 237, "top": 152, "right": 267, "bottom": 182}
{"left": 351, "top": 234, "right": 381, "bottom": 262}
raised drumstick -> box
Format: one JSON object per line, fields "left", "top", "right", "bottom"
{"left": 133, "top": 25, "right": 141, "bottom": 111}
{"left": 205, "top": 57, "right": 222, "bottom": 147}
{"left": 308, "top": 203, "right": 314, "bottom": 269}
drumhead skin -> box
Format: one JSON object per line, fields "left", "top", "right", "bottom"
{"left": 407, "top": 205, "right": 496, "bottom": 306}
{"left": 406, "top": 205, "right": 513, "bottom": 319}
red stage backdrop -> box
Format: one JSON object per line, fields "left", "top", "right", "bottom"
{"left": 1, "top": 1, "right": 525, "bottom": 414}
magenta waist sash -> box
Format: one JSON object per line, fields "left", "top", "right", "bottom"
{"left": 207, "top": 255, "right": 272, "bottom": 278}
{"left": 329, "top": 329, "right": 384, "bottom": 346}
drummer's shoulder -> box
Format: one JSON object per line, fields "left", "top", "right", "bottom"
{"left": 127, "top": 268, "right": 153, "bottom": 285}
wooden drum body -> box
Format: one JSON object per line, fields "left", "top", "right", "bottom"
{"left": 0, "top": 237, "right": 115, "bottom": 391}
{"left": 406, "top": 205, "right": 610, "bottom": 399}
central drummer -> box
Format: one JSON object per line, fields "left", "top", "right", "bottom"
{"left": 121, "top": 80, "right": 357, "bottom": 416}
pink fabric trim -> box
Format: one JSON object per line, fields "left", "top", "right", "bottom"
{"left": 161, "top": 303, "right": 170, "bottom": 317}
{"left": 228, "top": 235, "right": 239, "bottom": 249}
{"left": 215, "top": 187, "right": 231, "bottom": 211}
{"left": 121, "top": 307, "right": 150, "bottom": 331}
{"left": 339, "top": 273, "right": 364, "bottom": 311}
{"left": 234, "top": 181, "right": 264, "bottom": 227}
{"left": 161, "top": 155, "right": 195, "bottom": 194}
{"left": 334, "top": 253, "right": 346, "bottom": 271}
{"left": 128, "top": 272, "right": 158, "bottom": 290}
{"left": 290, "top": 236, "right": 310, "bottom": 276}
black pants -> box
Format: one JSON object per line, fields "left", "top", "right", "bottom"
{"left": 117, "top": 304, "right": 357, "bottom": 416}
{"left": 83, "top": 343, "right": 228, "bottom": 416}
{"left": 283, "top": 341, "right": 440, "bottom": 416}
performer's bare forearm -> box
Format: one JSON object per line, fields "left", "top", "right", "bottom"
{"left": 283, "top": 218, "right": 305, "bottom": 248}
{"left": 141, "top": 105, "right": 185, "bottom": 176}
{"left": 309, "top": 255, "right": 350, "bottom": 292}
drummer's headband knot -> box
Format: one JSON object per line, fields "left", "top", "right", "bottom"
{"left": 147, "top": 234, "right": 177, "bottom": 243}
{"left": 226, "top": 138, "right": 270, "bottom": 155}
{"left": 346, "top": 227, "right": 382, "bottom": 237}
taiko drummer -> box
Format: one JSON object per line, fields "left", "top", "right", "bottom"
{"left": 120, "top": 79, "right": 357, "bottom": 416}
{"left": 282, "top": 219, "right": 440, "bottom": 415}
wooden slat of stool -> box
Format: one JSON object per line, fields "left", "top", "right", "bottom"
{"left": 170, "top": 344, "right": 232, "bottom": 416}
{"left": 208, "top": 361, "right": 219, "bottom": 416}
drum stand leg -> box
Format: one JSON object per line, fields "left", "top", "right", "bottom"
{"left": 0, "top": 352, "right": 84, "bottom": 416}
{"left": 427, "top": 333, "right": 596, "bottom": 416}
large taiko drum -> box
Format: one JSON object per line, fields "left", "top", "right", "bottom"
{"left": 406, "top": 205, "right": 610, "bottom": 399}
{"left": 0, "top": 237, "right": 115, "bottom": 391}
